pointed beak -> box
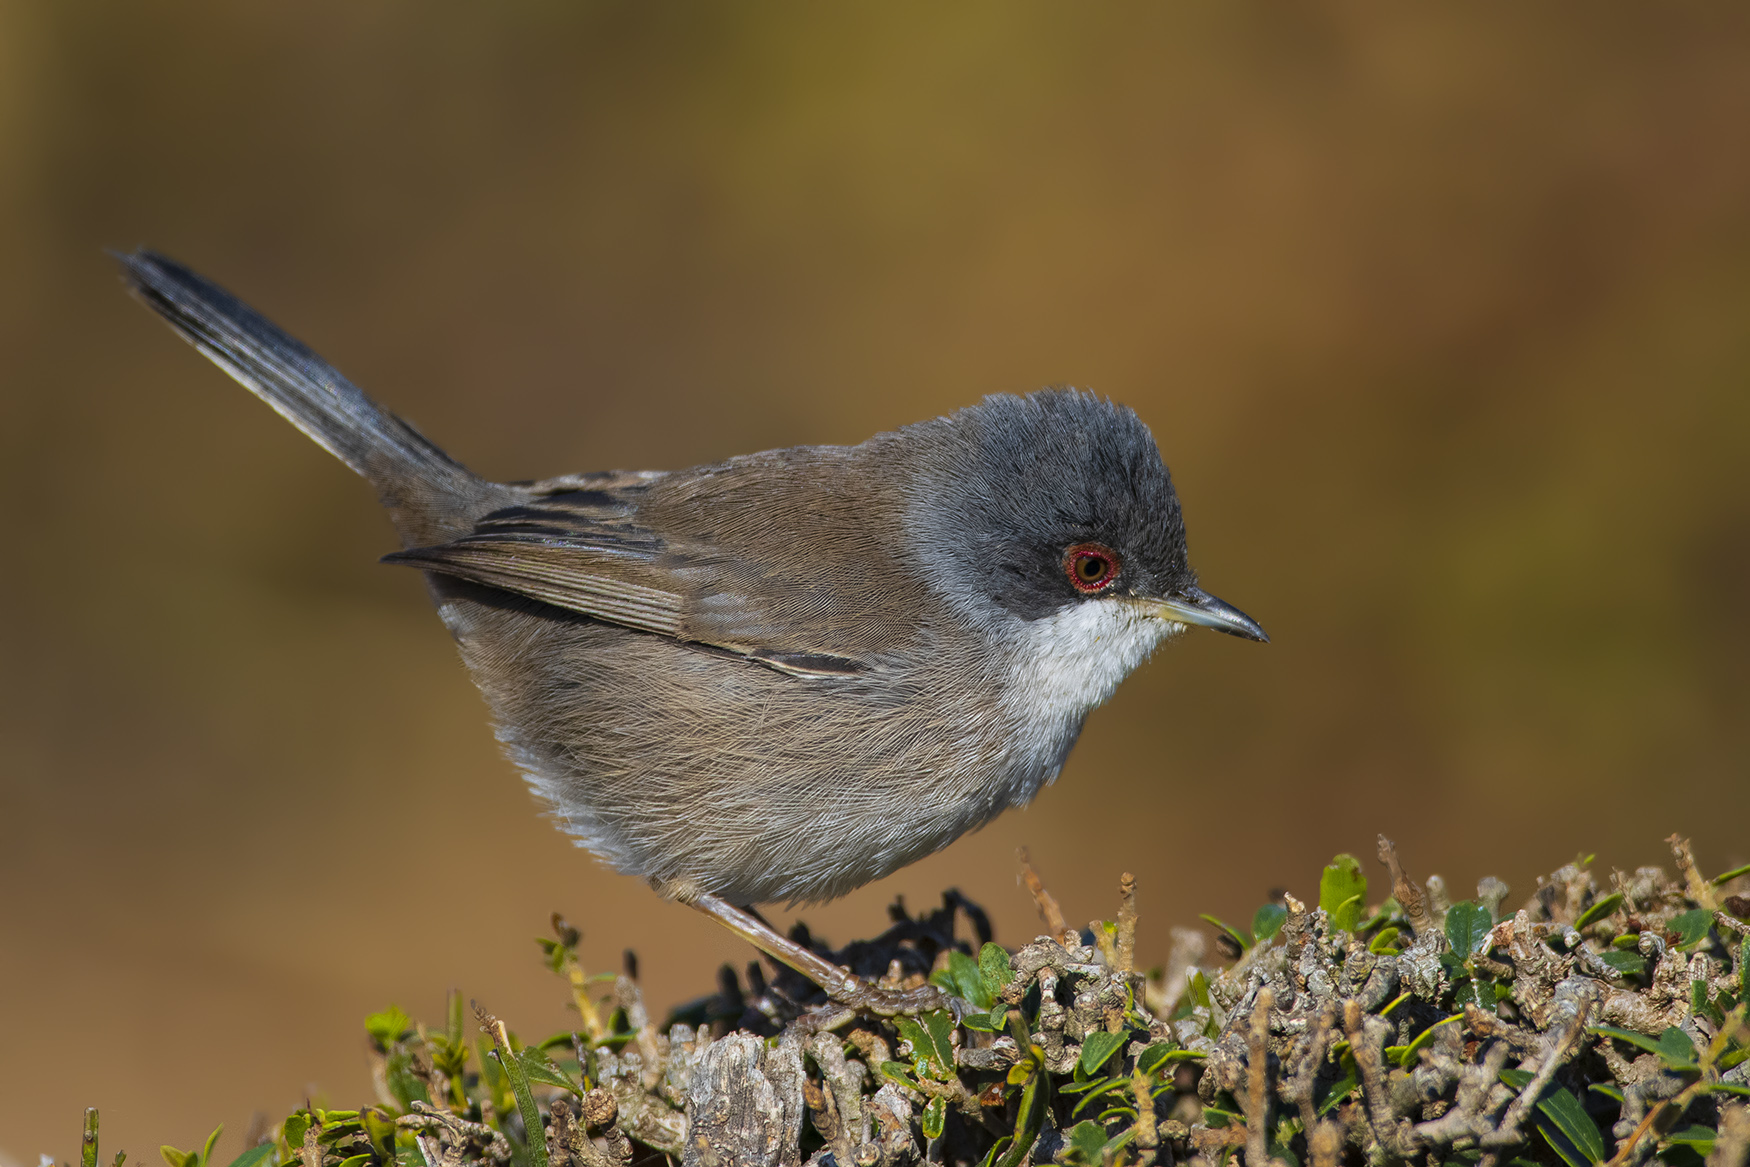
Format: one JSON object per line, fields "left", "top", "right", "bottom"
{"left": 1149, "top": 586, "right": 1269, "bottom": 643}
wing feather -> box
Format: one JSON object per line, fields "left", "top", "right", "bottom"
{"left": 385, "top": 537, "right": 686, "bottom": 638}
{"left": 384, "top": 486, "right": 897, "bottom": 677}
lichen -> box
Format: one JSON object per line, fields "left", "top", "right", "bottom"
{"left": 76, "top": 834, "right": 1750, "bottom": 1167}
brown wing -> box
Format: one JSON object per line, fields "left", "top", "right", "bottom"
{"left": 383, "top": 483, "right": 876, "bottom": 678}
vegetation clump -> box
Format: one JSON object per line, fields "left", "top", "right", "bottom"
{"left": 74, "top": 835, "right": 1750, "bottom": 1167}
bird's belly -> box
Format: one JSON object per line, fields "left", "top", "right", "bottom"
{"left": 441, "top": 597, "right": 1071, "bottom": 904}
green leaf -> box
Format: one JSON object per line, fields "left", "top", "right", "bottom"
{"left": 475, "top": 1035, "right": 509, "bottom": 1111}
{"left": 922, "top": 1095, "right": 947, "bottom": 1140}
{"left": 223, "top": 1149, "right": 274, "bottom": 1167}
{"left": 1453, "top": 977, "right": 1493, "bottom": 1012}
{"left": 1320, "top": 854, "right": 1368, "bottom": 933}
{"left": 384, "top": 1048, "right": 430, "bottom": 1109}
{"left": 920, "top": 1010, "right": 958, "bottom": 1078}
{"left": 894, "top": 1017, "right": 935, "bottom": 1075}
{"left": 960, "top": 1011, "right": 1001, "bottom": 1032}
{"left": 1662, "top": 1126, "right": 1715, "bottom": 1151}
{"left": 1369, "top": 926, "right": 1402, "bottom": 955}
{"left": 1589, "top": 1082, "right": 1624, "bottom": 1104}
{"left": 359, "top": 1109, "right": 396, "bottom": 1157}
{"left": 333, "top": 1156, "right": 370, "bottom": 1167}
{"left": 1591, "top": 1026, "right": 1665, "bottom": 1057}
{"left": 1668, "top": 909, "right": 1712, "bottom": 951}
{"left": 1187, "top": 969, "right": 1214, "bottom": 1012}
{"left": 1253, "top": 903, "right": 1288, "bottom": 946}
{"left": 994, "top": 1054, "right": 1050, "bottom": 1167}
{"left": 1600, "top": 951, "right": 1649, "bottom": 978}
{"left": 1500, "top": 1070, "right": 1608, "bottom": 1166}
{"left": 445, "top": 990, "right": 464, "bottom": 1053}
{"left": 1575, "top": 894, "right": 1625, "bottom": 931}
{"left": 1080, "top": 1030, "right": 1128, "bottom": 1076}
{"left": 1534, "top": 1085, "right": 1607, "bottom": 1165}
{"left": 1072, "top": 1076, "right": 1136, "bottom": 1118}
{"left": 1446, "top": 902, "right": 1493, "bottom": 957}
{"left": 159, "top": 1150, "right": 190, "bottom": 1167}
{"left": 1692, "top": 980, "right": 1719, "bottom": 1027}
{"left": 1138, "top": 1042, "right": 1177, "bottom": 1076}
{"left": 1066, "top": 1120, "right": 1108, "bottom": 1163}
{"left": 879, "top": 1060, "right": 920, "bottom": 1090}
{"left": 1202, "top": 914, "right": 1252, "bottom": 951}
{"left": 364, "top": 1006, "right": 411, "bottom": 1047}
{"left": 280, "top": 1115, "right": 309, "bottom": 1155}
{"left": 1655, "top": 1027, "right": 1697, "bottom": 1068}
{"left": 516, "top": 1046, "right": 582, "bottom": 1095}
{"left": 930, "top": 950, "right": 993, "bottom": 1011}
{"left": 487, "top": 1039, "right": 548, "bottom": 1167}
{"left": 1706, "top": 1082, "right": 1750, "bottom": 1097}
{"left": 980, "top": 943, "right": 1015, "bottom": 1000}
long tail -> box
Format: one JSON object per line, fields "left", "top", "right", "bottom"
{"left": 117, "top": 249, "right": 484, "bottom": 542}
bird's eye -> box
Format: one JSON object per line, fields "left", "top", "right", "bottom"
{"left": 1064, "top": 543, "right": 1121, "bottom": 594}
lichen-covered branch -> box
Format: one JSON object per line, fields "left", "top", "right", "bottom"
{"left": 112, "top": 837, "right": 1750, "bottom": 1167}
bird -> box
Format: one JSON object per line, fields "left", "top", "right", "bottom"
{"left": 118, "top": 249, "right": 1266, "bottom": 1015}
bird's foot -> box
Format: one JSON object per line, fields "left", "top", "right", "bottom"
{"left": 673, "top": 887, "right": 954, "bottom": 1018}
{"left": 827, "top": 977, "right": 950, "bottom": 1017}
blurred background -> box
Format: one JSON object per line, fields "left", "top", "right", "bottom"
{"left": 3, "top": 2, "right": 1748, "bottom": 1158}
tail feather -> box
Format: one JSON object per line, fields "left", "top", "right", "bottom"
{"left": 118, "top": 249, "right": 482, "bottom": 539}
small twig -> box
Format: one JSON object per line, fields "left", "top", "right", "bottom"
{"left": 1715, "top": 910, "right": 1750, "bottom": 940}
{"left": 1378, "top": 836, "right": 1433, "bottom": 939}
{"left": 1668, "top": 834, "right": 1717, "bottom": 912}
{"left": 399, "top": 1100, "right": 513, "bottom": 1163}
{"left": 1343, "top": 999, "right": 1416, "bottom": 1159}
{"left": 1603, "top": 1098, "right": 1671, "bottom": 1167}
{"left": 1018, "top": 847, "right": 1071, "bottom": 940}
{"left": 551, "top": 914, "right": 608, "bottom": 1043}
{"left": 1484, "top": 1001, "right": 1591, "bottom": 1151}
{"left": 1244, "top": 988, "right": 1275, "bottom": 1167}
{"left": 81, "top": 1108, "right": 99, "bottom": 1167}
{"left": 1134, "top": 1062, "right": 1160, "bottom": 1165}
{"left": 1287, "top": 1005, "right": 1336, "bottom": 1135}
{"left": 1117, "top": 872, "right": 1140, "bottom": 975}
{"left": 582, "top": 1090, "right": 633, "bottom": 1167}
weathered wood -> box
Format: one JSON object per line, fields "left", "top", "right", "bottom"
{"left": 682, "top": 1033, "right": 804, "bottom": 1167}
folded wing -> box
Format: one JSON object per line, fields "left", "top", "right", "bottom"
{"left": 385, "top": 487, "right": 874, "bottom": 678}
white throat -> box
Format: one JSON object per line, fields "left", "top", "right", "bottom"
{"left": 989, "top": 599, "right": 1181, "bottom": 802}
{"left": 1012, "top": 598, "right": 1178, "bottom": 718}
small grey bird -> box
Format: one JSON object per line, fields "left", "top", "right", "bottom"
{"left": 119, "top": 250, "right": 1266, "bottom": 1014}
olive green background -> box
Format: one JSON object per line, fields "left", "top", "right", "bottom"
{"left": 2, "top": 3, "right": 1748, "bottom": 1159}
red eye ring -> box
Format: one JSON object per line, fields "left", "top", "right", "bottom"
{"left": 1064, "top": 542, "right": 1121, "bottom": 594}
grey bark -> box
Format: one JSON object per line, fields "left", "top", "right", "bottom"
{"left": 682, "top": 1033, "right": 805, "bottom": 1167}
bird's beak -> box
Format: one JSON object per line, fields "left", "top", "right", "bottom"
{"left": 1149, "top": 586, "right": 1269, "bottom": 643}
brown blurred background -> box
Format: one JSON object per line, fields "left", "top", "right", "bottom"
{"left": 3, "top": 2, "right": 1749, "bottom": 1158}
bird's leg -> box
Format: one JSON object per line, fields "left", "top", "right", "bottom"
{"left": 674, "top": 888, "right": 949, "bottom": 1017}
